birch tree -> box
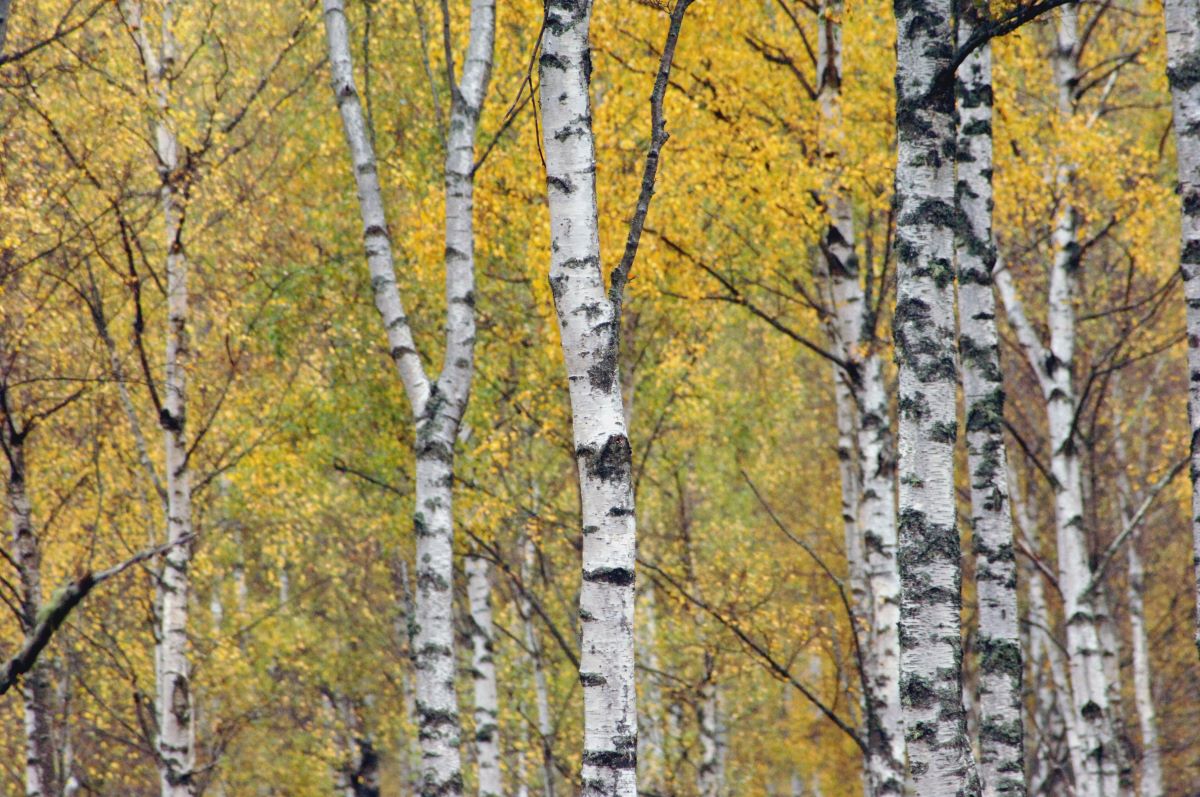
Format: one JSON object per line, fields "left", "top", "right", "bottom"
{"left": 1112, "top": 394, "right": 1164, "bottom": 797}
{"left": 323, "top": 0, "right": 495, "bottom": 791}
{"left": 2, "top": 399, "right": 57, "bottom": 797}
{"left": 466, "top": 553, "right": 503, "bottom": 797}
{"left": 891, "top": 0, "right": 979, "bottom": 790}
{"left": 537, "top": 1, "right": 691, "bottom": 794}
{"left": 1006, "top": 472, "right": 1070, "bottom": 795}
{"left": 519, "top": 535, "right": 556, "bottom": 797}
{"left": 996, "top": 251, "right": 1120, "bottom": 797}
{"left": 1163, "top": 0, "right": 1200, "bottom": 659}
{"left": 993, "top": 13, "right": 1123, "bottom": 793}
{"left": 115, "top": 0, "right": 198, "bottom": 790}
{"left": 953, "top": 5, "right": 1024, "bottom": 794}
{"left": 813, "top": 2, "right": 903, "bottom": 790}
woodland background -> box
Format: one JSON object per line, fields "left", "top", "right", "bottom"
{"left": 0, "top": 0, "right": 1197, "bottom": 794}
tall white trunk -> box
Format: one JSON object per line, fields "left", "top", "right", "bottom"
{"left": 995, "top": 13, "right": 1120, "bottom": 794}
{"left": 1010, "top": 476, "right": 1081, "bottom": 794}
{"left": 954, "top": 14, "right": 1025, "bottom": 796}
{"left": 637, "top": 583, "right": 665, "bottom": 789}
{"left": 1050, "top": 12, "right": 1120, "bottom": 796}
{"left": 539, "top": 2, "right": 638, "bottom": 794}
{"left": 1125, "top": 533, "right": 1162, "bottom": 797}
{"left": 5, "top": 438, "right": 58, "bottom": 797}
{"left": 892, "top": 0, "right": 978, "bottom": 791}
{"left": 697, "top": 657, "right": 723, "bottom": 797}
{"left": 520, "top": 537, "right": 557, "bottom": 797}
{"left": 1111, "top": 416, "right": 1163, "bottom": 797}
{"left": 1163, "top": 0, "right": 1200, "bottom": 660}
{"left": 815, "top": 2, "right": 901, "bottom": 788}
{"left": 466, "top": 554, "right": 503, "bottom": 797}
{"left": 118, "top": 0, "right": 199, "bottom": 790}
{"left": 323, "top": 0, "right": 494, "bottom": 791}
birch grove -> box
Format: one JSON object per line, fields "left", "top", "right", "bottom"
{"left": 3, "top": 0, "right": 1200, "bottom": 793}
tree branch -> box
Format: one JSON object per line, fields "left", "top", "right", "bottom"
{"left": 608, "top": 0, "right": 695, "bottom": 333}
{"left": 0, "top": 535, "right": 192, "bottom": 695}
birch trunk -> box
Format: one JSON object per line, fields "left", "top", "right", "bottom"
{"left": 120, "top": 0, "right": 200, "bottom": 789}
{"left": 1163, "top": 0, "right": 1200, "bottom": 660}
{"left": 1125, "top": 532, "right": 1162, "bottom": 797}
{"left": 323, "top": 0, "right": 494, "bottom": 792}
{"left": 954, "top": 14, "right": 1025, "bottom": 795}
{"left": 539, "top": 3, "right": 638, "bottom": 794}
{"left": 815, "top": 2, "right": 902, "bottom": 788}
{"left": 892, "top": 0, "right": 978, "bottom": 791}
{"left": 1094, "top": 584, "right": 1133, "bottom": 795}
{"left": 520, "top": 536, "right": 557, "bottom": 797}
{"left": 5, "top": 439, "right": 58, "bottom": 797}
{"left": 1049, "top": 13, "right": 1120, "bottom": 796}
{"left": 466, "top": 554, "right": 503, "bottom": 797}
{"left": 638, "top": 584, "right": 665, "bottom": 789}
{"left": 1011, "top": 478, "right": 1081, "bottom": 794}
{"left": 1112, "top": 420, "right": 1163, "bottom": 797}
{"left": 697, "top": 657, "right": 723, "bottom": 797}
{"left": 994, "top": 13, "right": 1120, "bottom": 794}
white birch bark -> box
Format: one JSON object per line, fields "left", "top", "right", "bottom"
{"left": 1124, "top": 532, "right": 1162, "bottom": 797}
{"left": 1111, "top": 415, "right": 1163, "bottom": 797}
{"left": 953, "top": 13, "right": 1025, "bottom": 795}
{"left": 520, "top": 536, "right": 556, "bottom": 797}
{"left": 637, "top": 583, "right": 665, "bottom": 789}
{"left": 466, "top": 553, "right": 503, "bottom": 797}
{"left": 1048, "top": 13, "right": 1120, "bottom": 795}
{"left": 539, "top": 3, "right": 638, "bottom": 794}
{"left": 5, "top": 438, "right": 58, "bottom": 797}
{"left": 994, "top": 16, "right": 1121, "bottom": 785}
{"left": 118, "top": 1, "right": 198, "bottom": 790}
{"left": 892, "top": 0, "right": 978, "bottom": 791}
{"left": 1010, "top": 475, "right": 1081, "bottom": 794}
{"left": 697, "top": 657, "right": 723, "bottom": 797}
{"left": 1163, "top": 0, "right": 1200, "bottom": 660}
{"left": 1093, "top": 584, "right": 1133, "bottom": 795}
{"left": 323, "top": 0, "right": 494, "bottom": 792}
{"left": 996, "top": 253, "right": 1118, "bottom": 797}
{"left": 815, "top": 3, "right": 902, "bottom": 789}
